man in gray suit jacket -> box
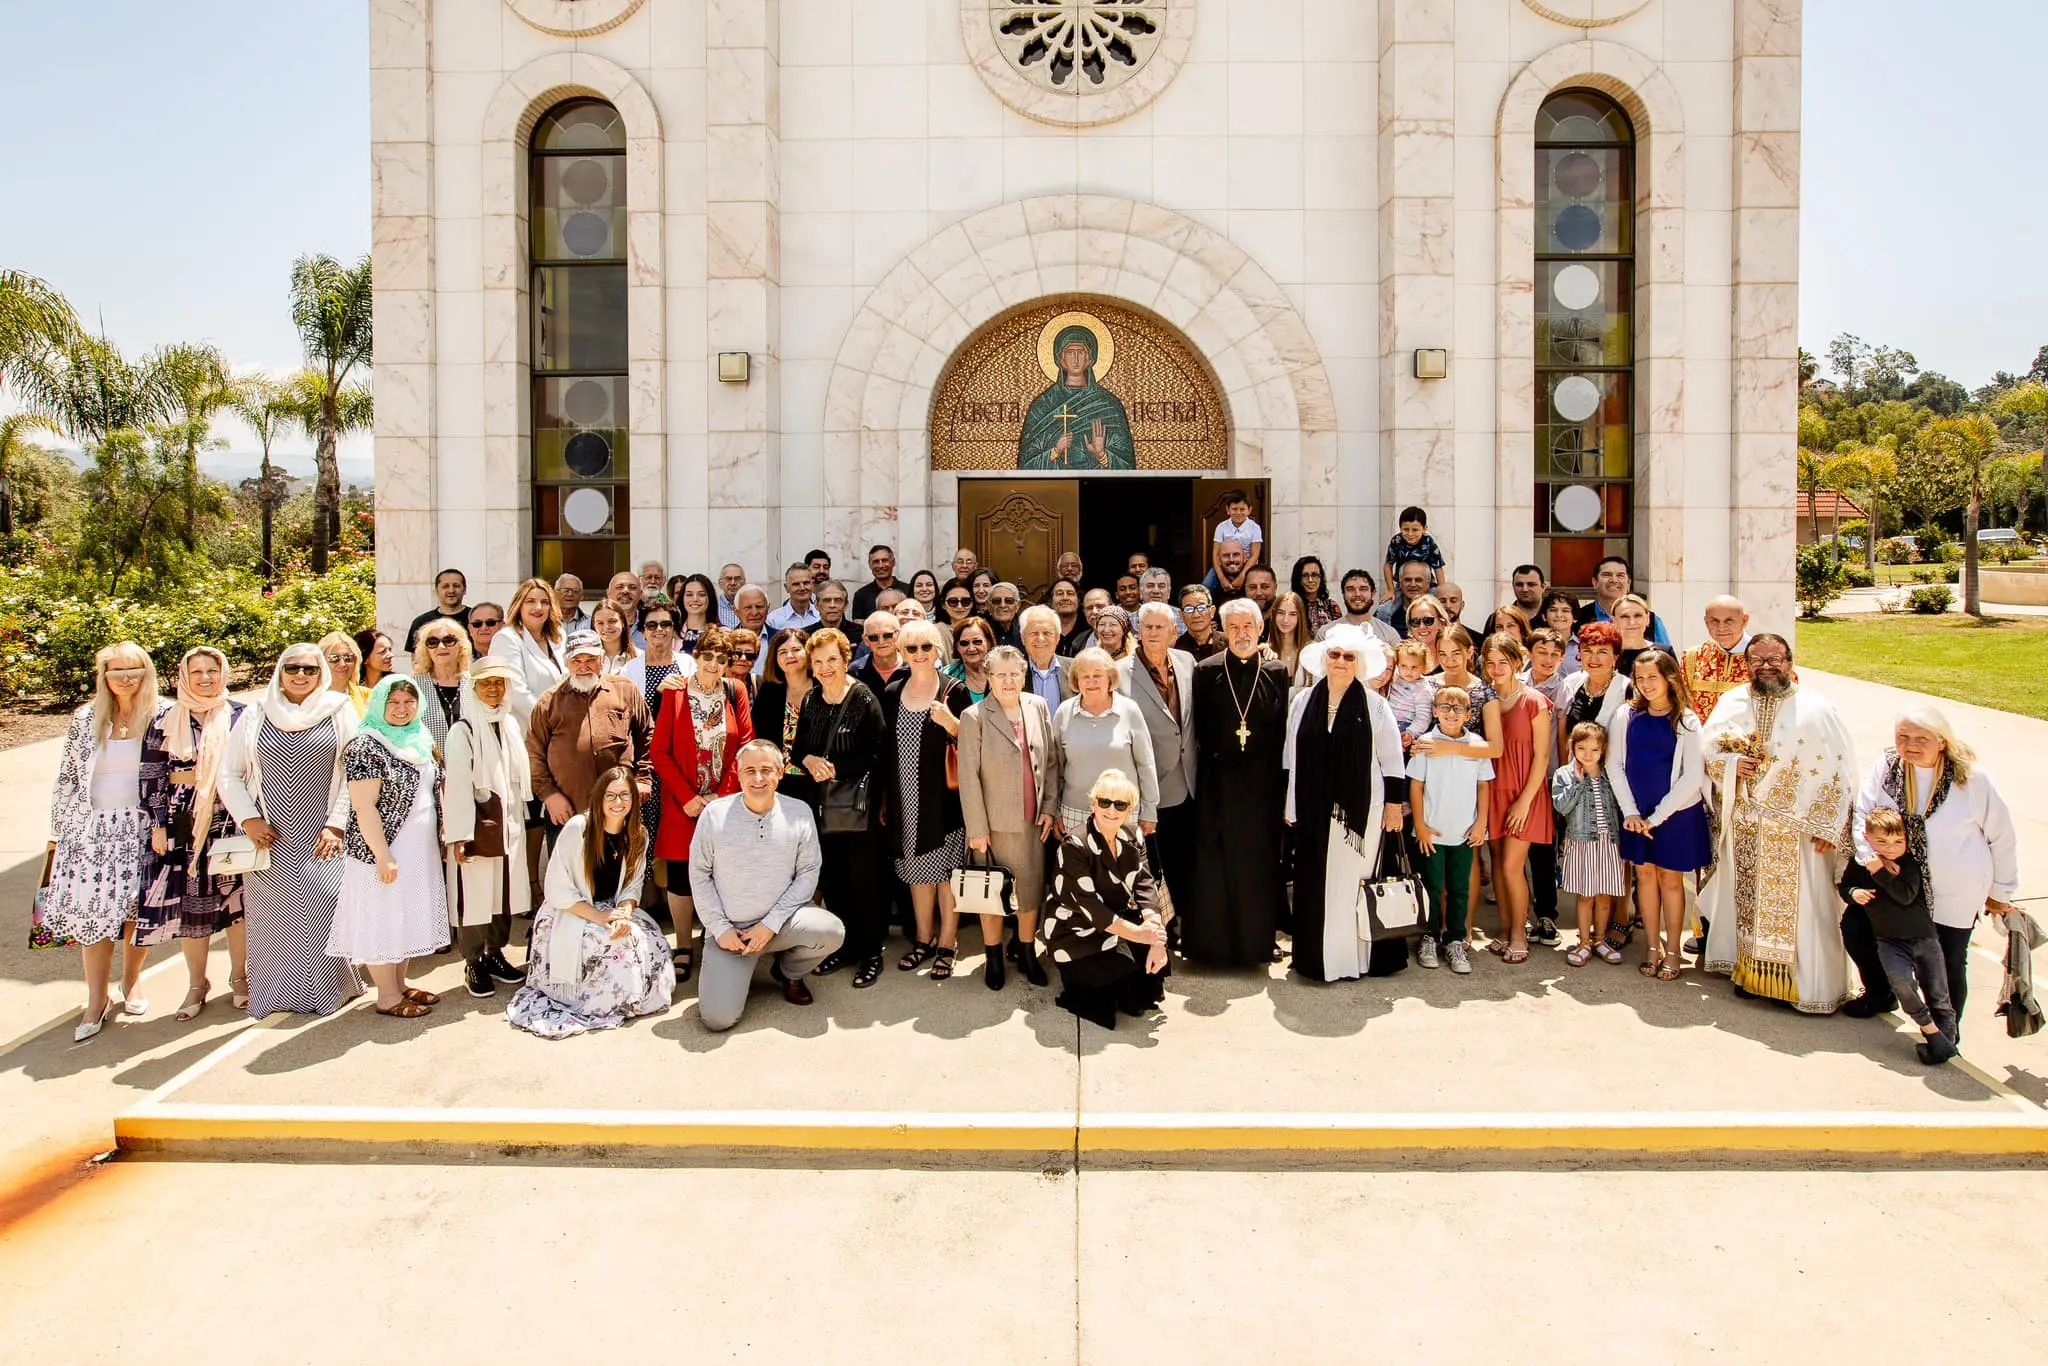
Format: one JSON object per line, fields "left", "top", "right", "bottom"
{"left": 1018, "top": 606, "right": 1075, "bottom": 711}
{"left": 1119, "top": 601, "right": 1199, "bottom": 906}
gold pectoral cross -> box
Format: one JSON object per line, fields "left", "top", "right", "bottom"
{"left": 1236, "top": 721, "right": 1251, "bottom": 750}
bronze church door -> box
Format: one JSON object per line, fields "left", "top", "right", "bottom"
{"left": 959, "top": 479, "right": 1079, "bottom": 604}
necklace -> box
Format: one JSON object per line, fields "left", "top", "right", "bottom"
{"left": 1222, "top": 652, "right": 1258, "bottom": 750}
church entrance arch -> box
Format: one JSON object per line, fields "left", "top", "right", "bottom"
{"left": 934, "top": 294, "right": 1250, "bottom": 594}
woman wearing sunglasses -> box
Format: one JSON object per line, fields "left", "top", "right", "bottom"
{"left": 1042, "top": 769, "right": 1169, "bottom": 1029}
{"left": 319, "top": 631, "right": 371, "bottom": 718}
{"left": 937, "top": 579, "right": 978, "bottom": 635}
{"left": 408, "top": 616, "right": 473, "bottom": 753}
{"left": 879, "top": 619, "right": 972, "bottom": 980}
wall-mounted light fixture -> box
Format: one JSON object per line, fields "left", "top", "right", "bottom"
{"left": 716, "top": 351, "right": 751, "bottom": 383}
{"left": 1413, "top": 348, "right": 1448, "bottom": 380}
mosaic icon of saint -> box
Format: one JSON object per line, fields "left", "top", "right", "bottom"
{"left": 1017, "top": 320, "right": 1135, "bottom": 470}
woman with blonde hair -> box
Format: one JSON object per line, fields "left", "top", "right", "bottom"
{"left": 135, "top": 647, "right": 250, "bottom": 1020}
{"left": 489, "top": 576, "right": 566, "bottom": 724}
{"left": 1051, "top": 647, "right": 1159, "bottom": 839}
{"left": 1042, "top": 768, "right": 1169, "bottom": 1028}
{"left": 46, "top": 642, "right": 168, "bottom": 1040}
{"left": 319, "top": 631, "right": 370, "bottom": 717}
{"left": 409, "top": 615, "right": 473, "bottom": 753}
{"left": 1091, "top": 606, "right": 1134, "bottom": 660}
{"left": 1847, "top": 705, "right": 2020, "bottom": 1035}
{"left": 792, "top": 628, "right": 890, "bottom": 987}
{"left": 880, "top": 618, "right": 972, "bottom": 979}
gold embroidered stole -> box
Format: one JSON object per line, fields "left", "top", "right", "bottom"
{"left": 1728, "top": 691, "right": 1802, "bottom": 1003}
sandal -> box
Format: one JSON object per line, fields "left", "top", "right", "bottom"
{"left": 177, "top": 981, "right": 210, "bottom": 1022}
{"left": 375, "top": 999, "right": 432, "bottom": 1018}
{"left": 1593, "top": 942, "right": 1623, "bottom": 965}
{"left": 852, "top": 954, "right": 884, "bottom": 989}
{"left": 1566, "top": 944, "right": 1592, "bottom": 967}
{"left": 1656, "top": 956, "right": 1682, "bottom": 982}
{"left": 1501, "top": 945, "right": 1530, "bottom": 965}
{"left": 1640, "top": 957, "right": 1660, "bottom": 977}
{"left": 929, "top": 948, "right": 957, "bottom": 982}
{"left": 672, "top": 947, "right": 695, "bottom": 983}
{"left": 230, "top": 974, "right": 249, "bottom": 1011}
{"left": 898, "top": 940, "right": 936, "bottom": 972}
{"left": 401, "top": 987, "right": 441, "bottom": 1006}
{"left": 1485, "top": 939, "right": 1508, "bottom": 958}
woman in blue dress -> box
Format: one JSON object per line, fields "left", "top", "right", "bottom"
{"left": 1606, "top": 650, "right": 1711, "bottom": 982}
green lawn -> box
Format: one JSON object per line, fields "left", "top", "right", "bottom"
{"left": 1797, "top": 613, "right": 2048, "bottom": 720}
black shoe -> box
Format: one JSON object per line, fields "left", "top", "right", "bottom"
{"left": 482, "top": 949, "right": 525, "bottom": 984}
{"left": 814, "top": 950, "right": 848, "bottom": 977}
{"left": 1916, "top": 1033, "right": 1958, "bottom": 1065}
{"left": 464, "top": 961, "right": 494, "bottom": 998}
{"left": 1531, "top": 917, "right": 1561, "bottom": 946}
{"left": 1006, "top": 932, "right": 1024, "bottom": 964}
{"left": 1018, "top": 945, "right": 1049, "bottom": 987}
{"left": 852, "top": 954, "right": 884, "bottom": 989}
{"left": 984, "top": 952, "right": 1006, "bottom": 991}
{"left": 1841, "top": 994, "right": 1896, "bottom": 1019}
{"left": 1683, "top": 936, "right": 1704, "bottom": 957}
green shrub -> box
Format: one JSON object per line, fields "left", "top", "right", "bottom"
{"left": 1841, "top": 564, "right": 1875, "bottom": 589}
{"left": 1795, "top": 542, "right": 1848, "bottom": 618}
{"left": 1908, "top": 585, "right": 1953, "bottom": 614}
{"left": 1915, "top": 526, "right": 1949, "bottom": 561}
{"left": 1877, "top": 537, "right": 1915, "bottom": 565}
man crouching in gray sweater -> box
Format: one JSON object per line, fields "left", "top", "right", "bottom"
{"left": 689, "top": 739, "right": 840, "bottom": 1031}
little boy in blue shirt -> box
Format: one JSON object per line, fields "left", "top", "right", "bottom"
{"left": 1384, "top": 505, "right": 1446, "bottom": 594}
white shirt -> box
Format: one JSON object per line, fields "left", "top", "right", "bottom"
{"left": 1855, "top": 761, "right": 2020, "bottom": 930}
{"left": 1214, "top": 516, "right": 1263, "bottom": 554}
{"left": 1406, "top": 729, "right": 1494, "bottom": 843}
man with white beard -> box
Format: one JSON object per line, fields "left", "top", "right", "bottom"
{"left": 1698, "top": 634, "right": 1858, "bottom": 1013}
{"left": 526, "top": 631, "right": 655, "bottom": 829}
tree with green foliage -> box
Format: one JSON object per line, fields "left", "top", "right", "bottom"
{"left": 1823, "top": 445, "right": 1896, "bottom": 575}
{"left": 1915, "top": 414, "right": 2002, "bottom": 616}
{"left": 154, "top": 342, "right": 241, "bottom": 545}
{"left": 1991, "top": 381, "right": 2048, "bottom": 535}
{"left": 0, "top": 270, "right": 78, "bottom": 393}
{"left": 288, "top": 254, "right": 372, "bottom": 572}
{"left": 0, "top": 412, "right": 59, "bottom": 535}
{"left": 229, "top": 374, "right": 298, "bottom": 591}
{"left": 12, "top": 331, "right": 176, "bottom": 447}
{"left": 73, "top": 426, "right": 220, "bottom": 594}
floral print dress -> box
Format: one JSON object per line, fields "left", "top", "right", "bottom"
{"left": 135, "top": 702, "right": 247, "bottom": 945}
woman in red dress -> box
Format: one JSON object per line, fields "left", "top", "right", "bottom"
{"left": 649, "top": 626, "right": 754, "bottom": 982}
{"left": 1479, "top": 634, "right": 1555, "bottom": 964}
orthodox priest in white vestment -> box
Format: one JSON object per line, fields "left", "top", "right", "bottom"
{"left": 1698, "top": 637, "right": 1858, "bottom": 1014}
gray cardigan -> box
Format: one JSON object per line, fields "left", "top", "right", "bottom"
{"left": 1049, "top": 693, "right": 1160, "bottom": 824}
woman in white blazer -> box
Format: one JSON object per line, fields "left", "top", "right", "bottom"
{"left": 488, "top": 577, "right": 567, "bottom": 725}
{"left": 441, "top": 657, "right": 533, "bottom": 998}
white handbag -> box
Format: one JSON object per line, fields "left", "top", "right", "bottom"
{"left": 206, "top": 834, "right": 271, "bottom": 877}
{"left": 948, "top": 851, "right": 1012, "bottom": 919}
{"left": 1357, "top": 828, "right": 1425, "bottom": 941}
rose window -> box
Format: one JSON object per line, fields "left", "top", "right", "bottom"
{"left": 993, "top": 3, "right": 1167, "bottom": 93}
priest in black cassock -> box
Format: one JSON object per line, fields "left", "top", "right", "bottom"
{"left": 1182, "top": 598, "right": 1293, "bottom": 967}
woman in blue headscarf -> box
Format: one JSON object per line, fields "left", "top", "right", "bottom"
{"left": 327, "top": 675, "right": 450, "bottom": 1017}
{"left": 1017, "top": 324, "right": 1136, "bottom": 471}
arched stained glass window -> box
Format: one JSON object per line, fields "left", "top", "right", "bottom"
{"left": 530, "top": 99, "right": 629, "bottom": 583}
{"left": 1533, "top": 89, "right": 1634, "bottom": 590}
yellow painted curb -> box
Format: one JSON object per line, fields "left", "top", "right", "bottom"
{"left": 114, "top": 1104, "right": 2048, "bottom": 1157}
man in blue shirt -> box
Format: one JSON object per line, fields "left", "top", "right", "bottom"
{"left": 1574, "top": 555, "right": 1672, "bottom": 646}
{"left": 1018, "top": 606, "right": 1072, "bottom": 708}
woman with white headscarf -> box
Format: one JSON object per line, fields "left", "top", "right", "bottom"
{"left": 442, "top": 655, "right": 533, "bottom": 999}
{"left": 218, "top": 644, "right": 361, "bottom": 1018}
{"left": 1849, "top": 705, "right": 2020, "bottom": 1038}
{"left": 1282, "top": 624, "right": 1409, "bottom": 982}
{"left": 135, "top": 647, "right": 249, "bottom": 1020}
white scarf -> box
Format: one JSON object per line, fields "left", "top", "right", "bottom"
{"left": 462, "top": 681, "right": 531, "bottom": 803}
{"left": 260, "top": 647, "right": 354, "bottom": 732}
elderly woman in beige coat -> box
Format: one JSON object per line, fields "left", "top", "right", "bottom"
{"left": 958, "top": 645, "right": 1058, "bottom": 990}
{"left": 442, "top": 655, "right": 533, "bottom": 999}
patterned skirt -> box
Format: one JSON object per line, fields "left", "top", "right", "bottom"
{"left": 135, "top": 808, "right": 246, "bottom": 946}
{"left": 42, "top": 807, "right": 150, "bottom": 945}
{"left": 506, "top": 901, "right": 675, "bottom": 1039}
{"left": 1560, "top": 836, "right": 1626, "bottom": 897}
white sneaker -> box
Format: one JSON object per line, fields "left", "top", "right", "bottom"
{"left": 1445, "top": 941, "right": 1472, "bottom": 975}
{"left": 1416, "top": 936, "right": 1440, "bottom": 969}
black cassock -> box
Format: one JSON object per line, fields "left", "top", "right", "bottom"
{"left": 1182, "top": 650, "right": 1292, "bottom": 967}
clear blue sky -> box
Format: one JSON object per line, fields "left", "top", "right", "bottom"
{"left": 0, "top": 0, "right": 2039, "bottom": 468}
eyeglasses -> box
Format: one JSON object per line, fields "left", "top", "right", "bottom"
{"left": 645, "top": 621, "right": 676, "bottom": 632}
{"left": 902, "top": 643, "right": 937, "bottom": 656}
{"left": 602, "top": 790, "right": 635, "bottom": 804}
{"left": 944, "top": 596, "right": 971, "bottom": 607}
{"left": 865, "top": 630, "right": 896, "bottom": 643}
{"left": 1436, "top": 702, "right": 1469, "bottom": 713}
{"left": 1408, "top": 615, "right": 1440, "bottom": 626}
{"left": 991, "top": 595, "right": 1018, "bottom": 606}
{"left": 106, "top": 666, "right": 148, "bottom": 678}
{"left": 425, "top": 636, "right": 461, "bottom": 648}
{"left": 280, "top": 664, "right": 322, "bottom": 677}
{"left": 695, "top": 650, "right": 728, "bottom": 664}
{"left": 1092, "top": 797, "right": 1132, "bottom": 812}
{"left": 1184, "top": 603, "right": 1212, "bottom": 613}
{"left": 1326, "top": 650, "right": 1357, "bottom": 663}
{"left": 469, "top": 617, "right": 501, "bottom": 628}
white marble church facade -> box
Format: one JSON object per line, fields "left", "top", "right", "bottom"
{"left": 370, "top": 0, "right": 1802, "bottom": 634}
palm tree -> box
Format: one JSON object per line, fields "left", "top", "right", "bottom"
{"left": 277, "top": 366, "right": 373, "bottom": 561}
{"left": 0, "top": 412, "right": 58, "bottom": 535}
{"left": 153, "top": 342, "right": 240, "bottom": 544}
{"left": 0, "top": 270, "right": 79, "bottom": 393}
{"left": 12, "top": 331, "right": 176, "bottom": 448}
{"left": 288, "top": 254, "right": 372, "bottom": 571}
{"left": 1919, "top": 414, "right": 2002, "bottom": 616}
{"left": 229, "top": 374, "right": 295, "bottom": 590}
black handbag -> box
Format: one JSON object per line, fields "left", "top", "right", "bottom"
{"left": 1361, "top": 831, "right": 1427, "bottom": 941}
{"left": 819, "top": 772, "right": 871, "bottom": 834}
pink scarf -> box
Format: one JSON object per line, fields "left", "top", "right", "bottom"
{"left": 163, "top": 648, "right": 233, "bottom": 861}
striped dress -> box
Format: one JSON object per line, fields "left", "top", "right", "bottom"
{"left": 243, "top": 719, "right": 361, "bottom": 1017}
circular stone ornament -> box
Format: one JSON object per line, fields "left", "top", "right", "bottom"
{"left": 562, "top": 486, "right": 613, "bottom": 535}
{"left": 1553, "top": 375, "right": 1603, "bottom": 423}
{"left": 1553, "top": 484, "right": 1604, "bottom": 533}
{"left": 504, "top": 0, "right": 645, "bottom": 38}
{"left": 1552, "top": 263, "right": 1602, "bottom": 311}
{"left": 962, "top": 1, "right": 1196, "bottom": 128}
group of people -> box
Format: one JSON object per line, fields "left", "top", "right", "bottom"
{"left": 41, "top": 503, "right": 2025, "bottom": 1056}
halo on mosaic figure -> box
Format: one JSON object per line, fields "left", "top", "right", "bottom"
{"left": 1038, "top": 311, "right": 1114, "bottom": 382}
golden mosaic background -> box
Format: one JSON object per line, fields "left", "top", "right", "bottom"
{"left": 929, "top": 296, "right": 1229, "bottom": 470}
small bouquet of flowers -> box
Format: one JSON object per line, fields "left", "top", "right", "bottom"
{"left": 1712, "top": 730, "right": 1774, "bottom": 800}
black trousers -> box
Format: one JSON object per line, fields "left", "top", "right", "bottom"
{"left": 1843, "top": 906, "right": 1975, "bottom": 1041}
{"left": 1529, "top": 838, "right": 1557, "bottom": 922}
{"left": 1145, "top": 800, "right": 1197, "bottom": 910}
{"left": 821, "top": 828, "right": 887, "bottom": 961}
{"left": 1936, "top": 923, "right": 1973, "bottom": 1039}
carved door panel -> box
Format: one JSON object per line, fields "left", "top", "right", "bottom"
{"left": 960, "top": 479, "right": 1079, "bottom": 604}
{"left": 1192, "top": 478, "right": 1271, "bottom": 568}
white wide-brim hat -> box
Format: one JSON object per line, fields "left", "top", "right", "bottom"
{"left": 1299, "top": 622, "right": 1389, "bottom": 683}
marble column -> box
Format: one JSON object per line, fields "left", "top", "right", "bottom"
{"left": 370, "top": 0, "right": 437, "bottom": 634}
{"left": 1731, "top": 0, "right": 1802, "bottom": 628}
{"left": 1377, "top": 0, "right": 1461, "bottom": 582}
{"left": 705, "top": 0, "right": 781, "bottom": 577}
